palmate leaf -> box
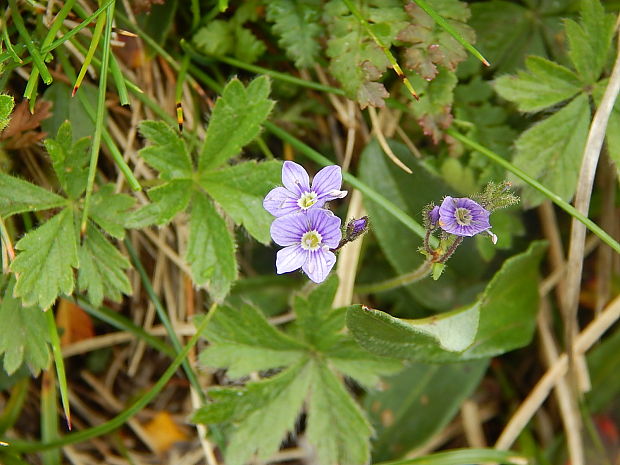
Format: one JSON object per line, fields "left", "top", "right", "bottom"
{"left": 89, "top": 184, "right": 135, "bottom": 239}
{"left": 0, "top": 276, "right": 50, "bottom": 376}
{"left": 324, "top": 0, "right": 408, "bottom": 108}
{"left": 266, "top": 0, "right": 323, "bottom": 68}
{"left": 43, "top": 121, "right": 90, "bottom": 199}
{"left": 398, "top": 0, "right": 474, "bottom": 81}
{"left": 565, "top": 0, "right": 615, "bottom": 85}
{"left": 512, "top": 93, "right": 590, "bottom": 207}
{"left": 186, "top": 193, "right": 238, "bottom": 303}
{"left": 198, "top": 76, "right": 274, "bottom": 171}
{"left": 200, "top": 160, "right": 282, "bottom": 244}
{"left": 195, "top": 277, "right": 401, "bottom": 465}
{"left": 78, "top": 223, "right": 132, "bottom": 306}
{"left": 10, "top": 209, "right": 79, "bottom": 310}
{"left": 138, "top": 120, "right": 192, "bottom": 180}
{"left": 494, "top": 56, "right": 582, "bottom": 112}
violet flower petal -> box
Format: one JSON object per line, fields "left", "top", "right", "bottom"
{"left": 263, "top": 186, "right": 301, "bottom": 217}
{"left": 307, "top": 208, "right": 342, "bottom": 248}
{"left": 281, "top": 161, "right": 310, "bottom": 196}
{"left": 438, "top": 196, "right": 491, "bottom": 237}
{"left": 311, "top": 165, "right": 348, "bottom": 205}
{"left": 302, "top": 249, "right": 336, "bottom": 283}
{"left": 270, "top": 212, "right": 308, "bottom": 246}
{"left": 276, "top": 245, "right": 308, "bottom": 274}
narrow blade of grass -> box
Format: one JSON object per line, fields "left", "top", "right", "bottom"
{"left": 72, "top": 11, "right": 106, "bottom": 98}
{"left": 40, "top": 367, "right": 60, "bottom": 465}
{"left": 0, "top": 379, "right": 29, "bottom": 435}
{"left": 375, "top": 448, "right": 527, "bottom": 465}
{"left": 45, "top": 310, "right": 71, "bottom": 431}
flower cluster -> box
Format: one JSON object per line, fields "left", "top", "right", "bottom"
{"left": 422, "top": 182, "right": 519, "bottom": 270}
{"left": 264, "top": 161, "right": 363, "bottom": 283}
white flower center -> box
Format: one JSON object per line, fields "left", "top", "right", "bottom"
{"left": 297, "top": 191, "right": 318, "bottom": 210}
{"left": 300, "top": 230, "right": 322, "bottom": 251}
{"left": 454, "top": 207, "right": 473, "bottom": 226}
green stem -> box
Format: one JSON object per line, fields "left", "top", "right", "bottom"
{"left": 80, "top": 0, "right": 116, "bottom": 234}
{"left": 446, "top": 128, "right": 620, "bottom": 254}
{"left": 411, "top": 0, "right": 490, "bottom": 66}
{"left": 124, "top": 239, "right": 205, "bottom": 403}
{"left": 1, "top": 304, "right": 216, "bottom": 453}
{"left": 8, "top": 0, "right": 53, "bottom": 84}
{"left": 355, "top": 260, "right": 432, "bottom": 294}
{"left": 1, "top": 15, "right": 23, "bottom": 63}
{"left": 45, "top": 310, "right": 71, "bottom": 430}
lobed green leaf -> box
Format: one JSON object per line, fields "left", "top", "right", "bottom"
{"left": 78, "top": 223, "right": 132, "bottom": 306}
{"left": 512, "top": 93, "right": 590, "bottom": 207}
{"left": 186, "top": 193, "right": 238, "bottom": 302}
{"left": 266, "top": 0, "right": 323, "bottom": 68}
{"left": 88, "top": 184, "right": 135, "bottom": 239}
{"left": 11, "top": 209, "right": 79, "bottom": 310}
{"left": 138, "top": 121, "right": 192, "bottom": 180}
{"left": 0, "top": 94, "right": 15, "bottom": 132}
{"left": 43, "top": 121, "right": 90, "bottom": 199}
{"left": 0, "top": 174, "right": 67, "bottom": 217}
{"left": 198, "top": 76, "right": 274, "bottom": 171}
{"left": 200, "top": 160, "right": 282, "bottom": 244}
{"left": 494, "top": 56, "right": 582, "bottom": 112}
{"left": 0, "top": 277, "right": 50, "bottom": 376}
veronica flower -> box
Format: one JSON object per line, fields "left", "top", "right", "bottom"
{"left": 263, "top": 161, "right": 347, "bottom": 217}
{"left": 270, "top": 208, "right": 341, "bottom": 283}
{"left": 438, "top": 196, "right": 492, "bottom": 238}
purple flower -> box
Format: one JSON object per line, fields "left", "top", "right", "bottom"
{"left": 263, "top": 161, "right": 347, "bottom": 217}
{"left": 438, "top": 196, "right": 491, "bottom": 237}
{"left": 428, "top": 206, "right": 440, "bottom": 226}
{"left": 349, "top": 217, "right": 368, "bottom": 236}
{"left": 270, "top": 208, "right": 342, "bottom": 283}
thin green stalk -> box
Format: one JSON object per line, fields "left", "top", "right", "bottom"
{"left": 375, "top": 448, "right": 527, "bottom": 465}
{"left": 190, "top": 0, "right": 200, "bottom": 30}
{"left": 175, "top": 54, "right": 190, "bottom": 131}
{"left": 342, "top": 0, "right": 418, "bottom": 99}
{"left": 40, "top": 367, "right": 60, "bottom": 465}
{"left": 1, "top": 304, "right": 217, "bottom": 453}
{"left": 24, "top": 0, "right": 77, "bottom": 110}
{"left": 109, "top": 53, "right": 129, "bottom": 106}
{"left": 75, "top": 297, "right": 176, "bottom": 358}
{"left": 355, "top": 260, "right": 432, "bottom": 294}
{"left": 446, "top": 128, "right": 620, "bottom": 254}
{"left": 80, "top": 0, "right": 115, "bottom": 233}
{"left": 72, "top": 11, "right": 106, "bottom": 98}
{"left": 8, "top": 0, "right": 53, "bottom": 84}
{"left": 1, "top": 15, "right": 23, "bottom": 64}
{"left": 182, "top": 41, "right": 346, "bottom": 96}
{"left": 45, "top": 310, "right": 71, "bottom": 430}
{"left": 124, "top": 239, "right": 206, "bottom": 403}
{"left": 412, "top": 0, "right": 490, "bottom": 66}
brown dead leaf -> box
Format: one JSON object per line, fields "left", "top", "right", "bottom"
{"left": 56, "top": 299, "right": 95, "bottom": 346}
{"left": 132, "top": 0, "right": 165, "bottom": 14}
{"left": 142, "top": 411, "right": 189, "bottom": 453}
{"left": 2, "top": 100, "right": 52, "bottom": 149}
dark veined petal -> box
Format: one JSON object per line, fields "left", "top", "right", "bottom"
{"left": 438, "top": 196, "right": 491, "bottom": 237}
{"left": 270, "top": 212, "right": 309, "bottom": 246}
{"left": 307, "top": 208, "right": 342, "bottom": 248}
{"left": 276, "top": 245, "right": 307, "bottom": 274}
{"left": 263, "top": 186, "right": 300, "bottom": 217}
{"left": 302, "top": 248, "right": 336, "bottom": 283}
{"left": 312, "top": 165, "right": 347, "bottom": 202}
{"left": 282, "top": 161, "right": 310, "bottom": 196}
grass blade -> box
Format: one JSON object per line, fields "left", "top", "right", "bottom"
{"left": 40, "top": 367, "right": 60, "bottom": 465}
{"left": 375, "top": 448, "right": 527, "bottom": 465}
{"left": 45, "top": 310, "right": 71, "bottom": 431}
{"left": 72, "top": 11, "right": 106, "bottom": 98}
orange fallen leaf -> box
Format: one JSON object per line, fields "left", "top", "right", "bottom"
{"left": 142, "top": 411, "right": 189, "bottom": 453}
{"left": 56, "top": 299, "right": 94, "bottom": 346}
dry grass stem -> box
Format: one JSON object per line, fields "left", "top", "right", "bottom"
{"left": 368, "top": 106, "right": 412, "bottom": 174}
